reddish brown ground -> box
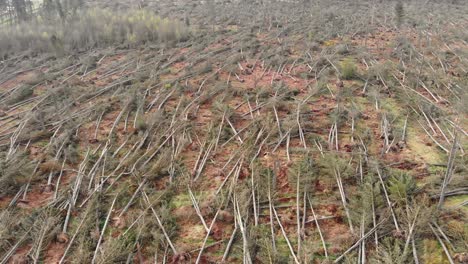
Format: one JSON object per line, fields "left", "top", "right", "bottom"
{"left": 2, "top": 24, "right": 466, "bottom": 263}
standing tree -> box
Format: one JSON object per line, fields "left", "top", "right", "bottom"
{"left": 11, "top": 0, "right": 33, "bottom": 22}
{"left": 395, "top": 1, "right": 404, "bottom": 28}
{"left": 42, "top": 0, "right": 84, "bottom": 21}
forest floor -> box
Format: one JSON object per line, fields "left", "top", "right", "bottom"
{"left": 0, "top": 1, "right": 467, "bottom": 263}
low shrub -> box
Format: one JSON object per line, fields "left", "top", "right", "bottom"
{"left": 339, "top": 57, "right": 357, "bottom": 80}
{"left": 6, "top": 84, "right": 34, "bottom": 105}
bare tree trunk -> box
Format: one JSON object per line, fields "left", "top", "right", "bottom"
{"left": 438, "top": 134, "right": 458, "bottom": 210}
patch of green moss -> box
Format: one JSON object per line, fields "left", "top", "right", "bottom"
{"left": 445, "top": 194, "right": 468, "bottom": 206}
{"left": 275, "top": 235, "right": 293, "bottom": 257}
{"left": 380, "top": 97, "right": 403, "bottom": 118}
{"left": 35, "top": 140, "right": 49, "bottom": 148}
{"left": 171, "top": 193, "right": 191, "bottom": 208}
{"left": 171, "top": 191, "right": 208, "bottom": 208}
{"left": 427, "top": 164, "right": 446, "bottom": 175}
{"left": 445, "top": 194, "right": 468, "bottom": 214}
{"left": 406, "top": 126, "right": 444, "bottom": 164}
{"left": 421, "top": 239, "right": 451, "bottom": 264}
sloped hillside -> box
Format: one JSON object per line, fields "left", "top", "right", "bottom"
{"left": 0, "top": 0, "right": 467, "bottom": 263}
